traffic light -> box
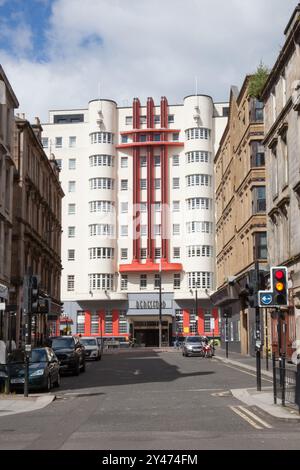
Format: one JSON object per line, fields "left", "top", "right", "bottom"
{"left": 37, "top": 297, "right": 50, "bottom": 314}
{"left": 30, "top": 275, "right": 40, "bottom": 313}
{"left": 271, "top": 267, "right": 288, "bottom": 306}
{"left": 245, "top": 270, "right": 257, "bottom": 308}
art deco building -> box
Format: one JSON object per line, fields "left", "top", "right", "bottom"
{"left": 42, "top": 95, "right": 228, "bottom": 346}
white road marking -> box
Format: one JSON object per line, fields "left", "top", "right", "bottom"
{"left": 230, "top": 406, "right": 263, "bottom": 430}
{"left": 237, "top": 406, "right": 273, "bottom": 429}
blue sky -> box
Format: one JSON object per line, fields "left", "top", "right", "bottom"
{"left": 0, "top": 0, "right": 298, "bottom": 121}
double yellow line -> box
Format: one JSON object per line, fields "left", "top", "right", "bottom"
{"left": 230, "top": 406, "right": 273, "bottom": 430}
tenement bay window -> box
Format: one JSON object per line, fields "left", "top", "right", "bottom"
{"left": 252, "top": 186, "right": 266, "bottom": 214}
{"left": 251, "top": 141, "right": 265, "bottom": 167}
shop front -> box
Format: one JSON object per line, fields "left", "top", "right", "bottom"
{"left": 127, "top": 293, "right": 174, "bottom": 347}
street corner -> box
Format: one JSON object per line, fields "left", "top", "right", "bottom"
{"left": 230, "top": 388, "right": 300, "bottom": 423}
{"left": 0, "top": 393, "right": 56, "bottom": 417}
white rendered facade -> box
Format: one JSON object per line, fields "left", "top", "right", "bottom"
{"left": 42, "top": 95, "right": 227, "bottom": 345}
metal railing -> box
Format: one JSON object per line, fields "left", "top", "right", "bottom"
{"left": 272, "top": 353, "right": 300, "bottom": 412}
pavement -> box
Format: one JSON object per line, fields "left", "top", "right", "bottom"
{"left": 0, "top": 393, "right": 55, "bottom": 417}
{"left": 213, "top": 347, "right": 300, "bottom": 421}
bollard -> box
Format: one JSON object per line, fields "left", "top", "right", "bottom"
{"left": 272, "top": 352, "right": 277, "bottom": 404}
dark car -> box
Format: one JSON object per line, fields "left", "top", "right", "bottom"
{"left": 46, "top": 336, "right": 86, "bottom": 375}
{"left": 8, "top": 347, "right": 60, "bottom": 392}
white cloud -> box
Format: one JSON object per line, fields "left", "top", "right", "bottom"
{"left": 0, "top": 0, "right": 298, "bottom": 121}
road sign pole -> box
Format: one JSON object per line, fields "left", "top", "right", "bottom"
{"left": 254, "top": 259, "right": 262, "bottom": 392}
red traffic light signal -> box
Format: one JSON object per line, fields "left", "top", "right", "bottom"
{"left": 271, "top": 267, "right": 288, "bottom": 306}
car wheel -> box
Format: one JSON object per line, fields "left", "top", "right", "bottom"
{"left": 44, "top": 374, "right": 51, "bottom": 392}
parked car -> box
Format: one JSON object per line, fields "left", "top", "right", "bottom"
{"left": 79, "top": 336, "right": 102, "bottom": 361}
{"left": 8, "top": 347, "right": 60, "bottom": 392}
{"left": 103, "top": 336, "right": 130, "bottom": 349}
{"left": 182, "top": 336, "right": 208, "bottom": 357}
{"left": 46, "top": 336, "right": 86, "bottom": 375}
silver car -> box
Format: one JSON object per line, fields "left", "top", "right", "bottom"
{"left": 80, "top": 337, "right": 102, "bottom": 361}
{"left": 182, "top": 336, "right": 207, "bottom": 357}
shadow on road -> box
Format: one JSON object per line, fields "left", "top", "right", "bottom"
{"left": 58, "top": 349, "right": 216, "bottom": 392}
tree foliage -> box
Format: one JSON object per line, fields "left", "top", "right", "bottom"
{"left": 248, "top": 62, "right": 269, "bottom": 99}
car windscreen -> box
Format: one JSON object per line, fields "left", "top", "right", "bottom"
{"left": 30, "top": 349, "right": 48, "bottom": 363}
{"left": 186, "top": 337, "right": 204, "bottom": 343}
{"left": 80, "top": 339, "right": 97, "bottom": 346}
{"left": 50, "top": 338, "right": 74, "bottom": 349}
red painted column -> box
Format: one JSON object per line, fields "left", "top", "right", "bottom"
{"left": 132, "top": 98, "right": 141, "bottom": 263}
{"left": 84, "top": 311, "right": 91, "bottom": 336}
{"left": 112, "top": 310, "right": 119, "bottom": 336}
{"left": 147, "top": 98, "right": 155, "bottom": 261}
{"left": 183, "top": 310, "right": 190, "bottom": 336}
{"left": 212, "top": 308, "right": 219, "bottom": 336}
{"left": 197, "top": 308, "right": 204, "bottom": 335}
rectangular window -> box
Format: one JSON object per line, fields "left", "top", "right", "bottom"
{"left": 69, "top": 136, "right": 76, "bottom": 148}
{"left": 175, "top": 309, "right": 183, "bottom": 333}
{"left": 69, "top": 158, "right": 76, "bottom": 170}
{"left": 67, "top": 275, "right": 75, "bottom": 291}
{"left": 255, "top": 232, "right": 267, "bottom": 260}
{"left": 55, "top": 137, "right": 62, "bottom": 148}
{"left": 139, "top": 135, "right": 147, "bottom": 142}
{"left": 125, "top": 116, "right": 133, "bottom": 125}
{"left": 172, "top": 155, "right": 179, "bottom": 166}
{"left": 140, "top": 156, "right": 147, "bottom": 168}
{"left": 154, "top": 133, "right": 161, "bottom": 142}
{"left": 173, "top": 274, "right": 181, "bottom": 290}
{"left": 154, "top": 202, "right": 161, "bottom": 212}
{"left": 140, "top": 248, "right": 147, "bottom": 259}
{"left": 155, "top": 248, "right": 161, "bottom": 259}
{"left": 173, "top": 201, "right": 180, "bottom": 212}
{"left": 76, "top": 312, "right": 85, "bottom": 334}
{"left": 154, "top": 225, "right": 161, "bottom": 236}
{"left": 121, "top": 225, "right": 128, "bottom": 237}
{"left": 252, "top": 186, "right": 266, "bottom": 214}
{"left": 204, "top": 311, "right": 212, "bottom": 333}
{"left": 154, "top": 115, "right": 160, "bottom": 124}
{"left": 251, "top": 142, "right": 265, "bottom": 167}
{"left": 140, "top": 116, "right": 147, "bottom": 125}
{"left": 68, "top": 249, "right": 75, "bottom": 261}
{"left": 121, "top": 180, "right": 128, "bottom": 191}
{"left": 91, "top": 313, "right": 100, "bottom": 335}
{"left": 121, "top": 135, "right": 128, "bottom": 143}
{"left": 154, "top": 274, "right": 160, "bottom": 290}
{"left": 173, "top": 178, "right": 180, "bottom": 189}
{"left": 173, "top": 133, "right": 179, "bottom": 141}
{"left": 154, "top": 155, "right": 161, "bottom": 166}
{"left": 140, "top": 274, "right": 147, "bottom": 290}
{"left": 68, "top": 226, "right": 75, "bottom": 238}
{"left": 189, "top": 312, "right": 197, "bottom": 333}
{"left": 42, "top": 137, "right": 48, "bottom": 148}
{"left": 140, "top": 179, "right": 147, "bottom": 190}
{"left": 105, "top": 311, "right": 113, "bottom": 334}
{"left": 121, "top": 248, "right": 128, "bottom": 260}
{"left": 90, "top": 313, "right": 99, "bottom": 334}
{"left": 141, "top": 225, "right": 147, "bottom": 236}
{"left": 68, "top": 181, "right": 76, "bottom": 192}
{"left": 119, "top": 311, "right": 128, "bottom": 333}
{"left": 68, "top": 204, "right": 76, "bottom": 215}
{"left": 173, "top": 224, "right": 180, "bottom": 235}
{"left": 121, "top": 156, "right": 128, "bottom": 168}
{"left": 154, "top": 179, "right": 161, "bottom": 190}
{"left": 140, "top": 202, "right": 147, "bottom": 213}
{"left": 173, "top": 247, "right": 180, "bottom": 259}
{"left": 121, "top": 202, "right": 128, "bottom": 213}
{"left": 121, "top": 275, "right": 128, "bottom": 291}
{"left": 168, "top": 115, "right": 174, "bottom": 123}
